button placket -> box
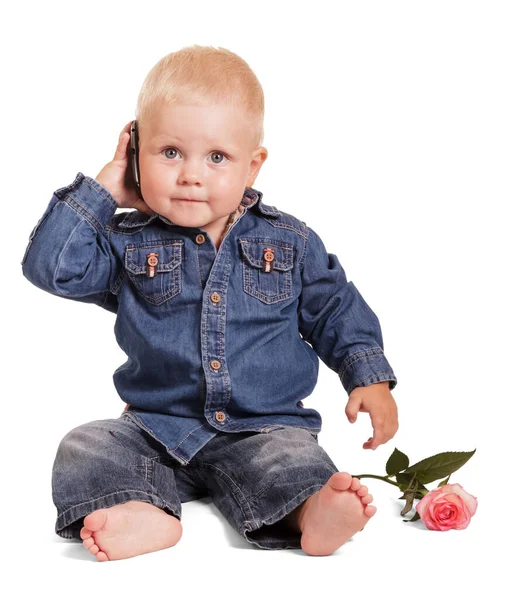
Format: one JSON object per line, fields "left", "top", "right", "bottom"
{"left": 200, "top": 209, "right": 248, "bottom": 430}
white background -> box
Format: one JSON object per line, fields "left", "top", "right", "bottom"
{"left": 2, "top": 0, "right": 514, "bottom": 597}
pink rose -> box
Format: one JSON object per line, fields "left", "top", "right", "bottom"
{"left": 416, "top": 483, "right": 478, "bottom": 531}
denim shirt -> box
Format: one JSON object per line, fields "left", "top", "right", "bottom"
{"left": 21, "top": 172, "right": 397, "bottom": 465}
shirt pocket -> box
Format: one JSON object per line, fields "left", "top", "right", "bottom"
{"left": 238, "top": 237, "right": 294, "bottom": 304}
{"left": 124, "top": 239, "right": 183, "bottom": 305}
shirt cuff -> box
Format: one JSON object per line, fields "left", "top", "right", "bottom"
{"left": 54, "top": 172, "right": 118, "bottom": 230}
{"left": 338, "top": 347, "right": 398, "bottom": 395}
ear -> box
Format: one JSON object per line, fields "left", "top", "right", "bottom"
{"left": 245, "top": 146, "right": 268, "bottom": 187}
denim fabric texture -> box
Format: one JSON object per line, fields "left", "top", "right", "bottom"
{"left": 22, "top": 172, "right": 397, "bottom": 466}
{"left": 52, "top": 411, "right": 340, "bottom": 549}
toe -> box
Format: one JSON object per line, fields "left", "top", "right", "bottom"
{"left": 356, "top": 485, "right": 369, "bottom": 496}
{"left": 83, "top": 537, "right": 95, "bottom": 549}
{"left": 80, "top": 527, "right": 92, "bottom": 540}
{"left": 328, "top": 472, "right": 353, "bottom": 490}
{"left": 83, "top": 509, "right": 108, "bottom": 533}
{"left": 96, "top": 551, "right": 109, "bottom": 562}
{"left": 350, "top": 477, "right": 361, "bottom": 491}
{"left": 361, "top": 494, "right": 373, "bottom": 504}
{"left": 89, "top": 544, "right": 100, "bottom": 555}
{"left": 364, "top": 504, "right": 377, "bottom": 518}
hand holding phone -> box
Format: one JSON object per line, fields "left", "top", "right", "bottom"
{"left": 94, "top": 120, "right": 154, "bottom": 216}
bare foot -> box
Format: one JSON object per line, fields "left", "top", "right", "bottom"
{"left": 298, "top": 472, "right": 377, "bottom": 556}
{"left": 80, "top": 501, "right": 182, "bottom": 561}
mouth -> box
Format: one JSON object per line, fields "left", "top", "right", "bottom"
{"left": 177, "top": 198, "right": 204, "bottom": 203}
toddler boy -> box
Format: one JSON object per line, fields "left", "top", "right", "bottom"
{"left": 21, "top": 45, "right": 398, "bottom": 561}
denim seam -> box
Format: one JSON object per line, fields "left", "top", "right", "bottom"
{"left": 338, "top": 347, "right": 384, "bottom": 378}
{"left": 221, "top": 258, "right": 232, "bottom": 406}
{"left": 195, "top": 242, "right": 203, "bottom": 290}
{"left": 123, "top": 411, "right": 190, "bottom": 465}
{"left": 194, "top": 462, "right": 257, "bottom": 524}
{"left": 216, "top": 424, "right": 320, "bottom": 434}
{"left": 298, "top": 226, "right": 310, "bottom": 271}
{"left": 57, "top": 490, "right": 181, "bottom": 527}
{"left": 170, "top": 423, "right": 207, "bottom": 453}
{"left": 356, "top": 373, "right": 397, "bottom": 386}
{"left": 54, "top": 219, "right": 85, "bottom": 291}
{"left": 63, "top": 192, "right": 110, "bottom": 238}
{"left": 242, "top": 483, "right": 326, "bottom": 533}
{"left": 106, "top": 226, "right": 145, "bottom": 236}
{"left": 82, "top": 176, "right": 119, "bottom": 210}
{"left": 109, "top": 268, "right": 125, "bottom": 295}
{"left": 264, "top": 219, "right": 307, "bottom": 239}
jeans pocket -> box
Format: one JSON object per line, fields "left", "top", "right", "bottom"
{"left": 239, "top": 237, "right": 294, "bottom": 304}
{"left": 125, "top": 238, "right": 183, "bottom": 305}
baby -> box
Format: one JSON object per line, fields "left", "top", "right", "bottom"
{"left": 21, "top": 45, "right": 399, "bottom": 561}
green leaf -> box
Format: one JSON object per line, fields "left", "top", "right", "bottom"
{"left": 438, "top": 475, "right": 451, "bottom": 487}
{"left": 386, "top": 448, "right": 410, "bottom": 476}
{"left": 402, "top": 450, "right": 476, "bottom": 485}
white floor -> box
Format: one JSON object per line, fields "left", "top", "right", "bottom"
{"left": 7, "top": 1, "right": 514, "bottom": 596}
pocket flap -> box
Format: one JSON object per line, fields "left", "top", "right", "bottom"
{"left": 238, "top": 239, "right": 294, "bottom": 271}
{"left": 125, "top": 240, "right": 183, "bottom": 276}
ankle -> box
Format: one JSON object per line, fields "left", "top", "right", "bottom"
{"left": 286, "top": 494, "right": 315, "bottom": 534}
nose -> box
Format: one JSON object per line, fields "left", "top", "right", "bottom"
{"left": 178, "top": 158, "right": 202, "bottom": 185}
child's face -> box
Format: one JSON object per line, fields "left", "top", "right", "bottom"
{"left": 138, "top": 103, "right": 267, "bottom": 240}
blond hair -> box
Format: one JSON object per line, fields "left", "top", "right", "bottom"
{"left": 135, "top": 45, "right": 264, "bottom": 149}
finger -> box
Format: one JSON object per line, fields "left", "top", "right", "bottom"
{"left": 371, "top": 411, "right": 398, "bottom": 444}
{"left": 363, "top": 428, "right": 385, "bottom": 450}
{"left": 113, "top": 131, "right": 129, "bottom": 162}
{"left": 121, "top": 120, "right": 133, "bottom": 134}
{"left": 363, "top": 437, "right": 374, "bottom": 450}
{"left": 133, "top": 199, "right": 154, "bottom": 216}
{"left": 345, "top": 395, "right": 362, "bottom": 423}
{"left": 373, "top": 425, "right": 390, "bottom": 447}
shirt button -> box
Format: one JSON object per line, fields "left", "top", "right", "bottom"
{"left": 196, "top": 234, "right": 206, "bottom": 244}
{"left": 211, "top": 292, "right": 221, "bottom": 304}
{"left": 210, "top": 359, "right": 221, "bottom": 371}
{"left": 215, "top": 411, "right": 226, "bottom": 423}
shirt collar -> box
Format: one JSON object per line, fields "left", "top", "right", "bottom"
{"left": 116, "top": 186, "right": 279, "bottom": 230}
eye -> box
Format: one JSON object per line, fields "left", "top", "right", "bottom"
{"left": 210, "top": 152, "right": 228, "bottom": 164}
{"left": 163, "top": 147, "right": 180, "bottom": 159}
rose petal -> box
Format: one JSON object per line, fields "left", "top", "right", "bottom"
{"left": 415, "top": 483, "right": 477, "bottom": 531}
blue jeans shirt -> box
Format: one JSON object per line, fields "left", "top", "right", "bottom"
{"left": 21, "top": 172, "right": 397, "bottom": 465}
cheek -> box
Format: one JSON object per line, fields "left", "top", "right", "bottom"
{"left": 141, "top": 164, "right": 172, "bottom": 193}
{"left": 212, "top": 168, "right": 247, "bottom": 193}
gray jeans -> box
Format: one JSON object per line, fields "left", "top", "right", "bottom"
{"left": 52, "top": 411, "right": 339, "bottom": 550}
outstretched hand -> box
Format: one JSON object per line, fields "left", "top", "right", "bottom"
{"left": 345, "top": 382, "right": 399, "bottom": 450}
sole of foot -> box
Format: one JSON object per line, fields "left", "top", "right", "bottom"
{"left": 300, "top": 472, "right": 377, "bottom": 556}
{"left": 80, "top": 500, "right": 182, "bottom": 561}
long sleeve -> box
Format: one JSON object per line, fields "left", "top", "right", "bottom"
{"left": 297, "top": 226, "right": 397, "bottom": 395}
{"left": 21, "top": 172, "right": 123, "bottom": 314}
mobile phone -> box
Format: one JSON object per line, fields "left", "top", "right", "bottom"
{"left": 130, "top": 120, "right": 142, "bottom": 197}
